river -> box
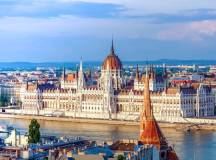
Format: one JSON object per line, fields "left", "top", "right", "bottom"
{"left": 0, "top": 118, "right": 215, "bottom": 160}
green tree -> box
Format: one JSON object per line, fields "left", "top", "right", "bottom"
{"left": 0, "top": 94, "right": 10, "bottom": 107}
{"left": 117, "top": 155, "right": 125, "bottom": 160}
{"left": 28, "top": 119, "right": 41, "bottom": 144}
{"left": 214, "top": 105, "right": 216, "bottom": 115}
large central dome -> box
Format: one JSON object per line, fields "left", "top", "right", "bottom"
{"left": 102, "top": 41, "right": 122, "bottom": 70}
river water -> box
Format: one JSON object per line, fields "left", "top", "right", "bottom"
{"left": 0, "top": 118, "right": 215, "bottom": 160}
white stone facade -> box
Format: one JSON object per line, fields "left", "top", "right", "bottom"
{"left": 19, "top": 61, "right": 215, "bottom": 122}
{"left": 5, "top": 129, "right": 28, "bottom": 147}
{"left": 1, "top": 45, "right": 215, "bottom": 122}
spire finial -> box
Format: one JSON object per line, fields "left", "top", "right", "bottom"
{"left": 80, "top": 56, "right": 83, "bottom": 72}
{"left": 62, "top": 65, "right": 66, "bottom": 81}
{"left": 145, "top": 65, "right": 149, "bottom": 78}
{"left": 110, "top": 37, "right": 115, "bottom": 55}
{"left": 135, "top": 64, "right": 139, "bottom": 80}
{"left": 144, "top": 66, "right": 152, "bottom": 117}
{"left": 163, "top": 63, "right": 167, "bottom": 78}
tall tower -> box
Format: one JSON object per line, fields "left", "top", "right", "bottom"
{"left": 149, "top": 64, "right": 155, "bottom": 80}
{"left": 163, "top": 63, "right": 168, "bottom": 91}
{"left": 140, "top": 66, "right": 179, "bottom": 160}
{"left": 110, "top": 38, "right": 115, "bottom": 56}
{"left": 140, "top": 66, "right": 167, "bottom": 148}
{"left": 135, "top": 64, "right": 140, "bottom": 81}
{"left": 61, "top": 66, "right": 66, "bottom": 89}
{"left": 62, "top": 66, "right": 66, "bottom": 81}
{"left": 78, "top": 57, "right": 86, "bottom": 89}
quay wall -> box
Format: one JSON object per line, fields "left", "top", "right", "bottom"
{"left": 1, "top": 112, "right": 216, "bottom": 131}
{"left": 3, "top": 108, "right": 216, "bottom": 124}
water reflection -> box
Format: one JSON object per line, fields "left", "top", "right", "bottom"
{"left": 0, "top": 118, "right": 216, "bottom": 160}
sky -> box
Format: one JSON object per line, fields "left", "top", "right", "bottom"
{"left": 0, "top": 0, "right": 216, "bottom": 62}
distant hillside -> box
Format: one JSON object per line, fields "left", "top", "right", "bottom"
{"left": 0, "top": 60, "right": 216, "bottom": 70}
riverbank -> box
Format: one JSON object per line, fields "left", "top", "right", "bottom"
{"left": 0, "top": 113, "right": 216, "bottom": 131}
{"left": 0, "top": 113, "right": 138, "bottom": 125}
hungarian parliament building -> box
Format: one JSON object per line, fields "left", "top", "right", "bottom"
{"left": 1, "top": 42, "right": 215, "bottom": 122}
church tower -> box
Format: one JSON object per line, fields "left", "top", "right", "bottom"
{"left": 78, "top": 57, "right": 86, "bottom": 89}
{"left": 140, "top": 66, "right": 179, "bottom": 160}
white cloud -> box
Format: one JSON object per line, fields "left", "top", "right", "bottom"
{"left": 1, "top": 0, "right": 216, "bottom": 43}
{"left": 57, "top": 0, "right": 216, "bottom": 15}
{"left": 157, "top": 20, "right": 216, "bottom": 41}
{"left": 0, "top": 15, "right": 158, "bottom": 38}
{"left": 3, "top": 0, "right": 216, "bottom": 17}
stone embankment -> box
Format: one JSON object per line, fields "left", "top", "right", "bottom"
{"left": 0, "top": 113, "right": 216, "bottom": 131}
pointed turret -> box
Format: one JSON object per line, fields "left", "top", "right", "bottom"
{"left": 26, "top": 81, "right": 29, "bottom": 90}
{"left": 78, "top": 57, "right": 86, "bottom": 89}
{"left": 88, "top": 68, "right": 92, "bottom": 79}
{"left": 163, "top": 63, "right": 168, "bottom": 79}
{"left": 35, "top": 80, "right": 39, "bottom": 89}
{"left": 135, "top": 65, "right": 140, "bottom": 81}
{"left": 62, "top": 66, "right": 66, "bottom": 81}
{"left": 163, "top": 63, "right": 169, "bottom": 93}
{"left": 143, "top": 66, "right": 153, "bottom": 118}
{"left": 149, "top": 64, "right": 155, "bottom": 79}
{"left": 76, "top": 65, "right": 79, "bottom": 78}
{"left": 80, "top": 57, "right": 83, "bottom": 73}
{"left": 110, "top": 38, "right": 115, "bottom": 55}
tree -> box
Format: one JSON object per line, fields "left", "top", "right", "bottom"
{"left": 117, "top": 155, "right": 125, "bottom": 160}
{"left": 0, "top": 94, "right": 10, "bottom": 107}
{"left": 28, "top": 119, "right": 41, "bottom": 144}
{"left": 214, "top": 105, "right": 216, "bottom": 115}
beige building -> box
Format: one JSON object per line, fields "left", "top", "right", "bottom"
{"left": 5, "top": 129, "right": 28, "bottom": 147}
{"left": 18, "top": 43, "right": 215, "bottom": 122}
{"left": 0, "top": 82, "right": 22, "bottom": 106}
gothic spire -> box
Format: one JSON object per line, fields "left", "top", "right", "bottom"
{"left": 78, "top": 57, "right": 85, "bottom": 89}
{"left": 163, "top": 63, "right": 168, "bottom": 78}
{"left": 140, "top": 65, "right": 168, "bottom": 149}
{"left": 149, "top": 64, "right": 155, "bottom": 79}
{"left": 62, "top": 65, "right": 66, "bottom": 81}
{"left": 110, "top": 38, "right": 115, "bottom": 55}
{"left": 135, "top": 64, "right": 140, "bottom": 80}
{"left": 80, "top": 56, "right": 83, "bottom": 72}
{"left": 144, "top": 66, "right": 152, "bottom": 118}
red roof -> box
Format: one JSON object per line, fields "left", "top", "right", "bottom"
{"left": 140, "top": 118, "right": 168, "bottom": 149}
{"left": 66, "top": 73, "right": 77, "bottom": 81}
{"left": 102, "top": 54, "right": 122, "bottom": 70}
{"left": 171, "top": 80, "right": 194, "bottom": 84}
{"left": 167, "top": 149, "right": 179, "bottom": 160}
{"left": 102, "top": 42, "right": 122, "bottom": 70}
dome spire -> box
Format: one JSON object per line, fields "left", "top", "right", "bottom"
{"left": 110, "top": 37, "right": 115, "bottom": 55}
{"left": 102, "top": 38, "right": 122, "bottom": 70}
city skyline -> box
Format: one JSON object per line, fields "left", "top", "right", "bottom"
{"left": 0, "top": 0, "right": 216, "bottom": 62}
{"left": 0, "top": 1, "right": 216, "bottom": 159}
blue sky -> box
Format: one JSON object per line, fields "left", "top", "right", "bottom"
{"left": 0, "top": 0, "right": 216, "bottom": 62}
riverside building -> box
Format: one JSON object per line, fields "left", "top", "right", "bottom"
{"left": 2, "top": 41, "right": 215, "bottom": 122}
